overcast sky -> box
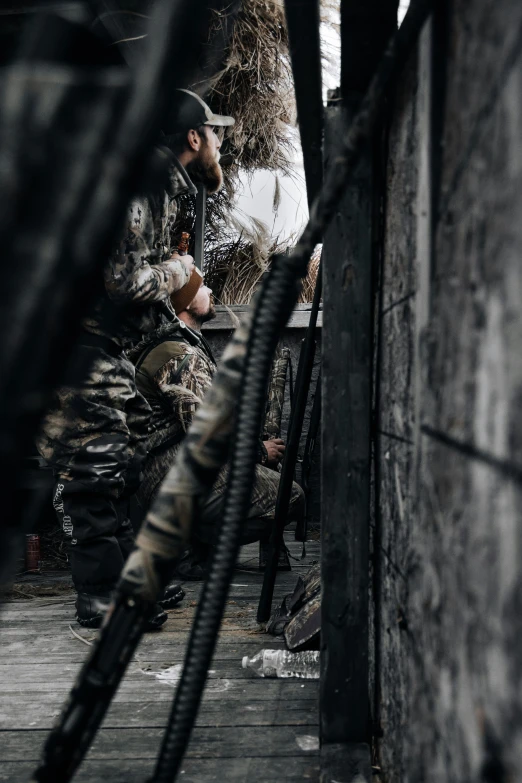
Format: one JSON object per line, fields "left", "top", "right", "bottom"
{"left": 236, "top": 1, "right": 410, "bottom": 242}
{"left": 236, "top": 162, "right": 308, "bottom": 243}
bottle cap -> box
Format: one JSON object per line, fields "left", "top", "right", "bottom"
{"left": 242, "top": 656, "right": 249, "bottom": 669}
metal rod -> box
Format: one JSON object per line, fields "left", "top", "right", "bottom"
{"left": 296, "top": 369, "right": 321, "bottom": 542}
{"left": 194, "top": 182, "right": 207, "bottom": 272}
{"left": 257, "top": 269, "right": 321, "bottom": 622}
{"left": 284, "top": 0, "right": 323, "bottom": 205}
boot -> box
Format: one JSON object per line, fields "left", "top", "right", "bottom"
{"left": 75, "top": 592, "right": 168, "bottom": 630}
{"left": 145, "top": 603, "right": 168, "bottom": 631}
{"left": 174, "top": 548, "right": 209, "bottom": 581}
{"left": 75, "top": 593, "right": 109, "bottom": 629}
{"left": 258, "top": 539, "right": 292, "bottom": 571}
{"left": 158, "top": 583, "right": 185, "bottom": 609}
{"left": 171, "top": 539, "right": 212, "bottom": 581}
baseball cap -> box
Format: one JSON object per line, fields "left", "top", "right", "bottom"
{"left": 164, "top": 89, "right": 235, "bottom": 135}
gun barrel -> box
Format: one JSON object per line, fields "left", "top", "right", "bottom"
{"left": 34, "top": 595, "right": 150, "bottom": 783}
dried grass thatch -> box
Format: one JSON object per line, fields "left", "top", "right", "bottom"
{"left": 300, "top": 245, "right": 321, "bottom": 303}
{"left": 202, "top": 0, "right": 296, "bottom": 179}
{"left": 204, "top": 237, "right": 320, "bottom": 306}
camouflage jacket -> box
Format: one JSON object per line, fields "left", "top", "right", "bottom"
{"left": 130, "top": 324, "right": 290, "bottom": 458}
{"left": 83, "top": 153, "right": 197, "bottom": 349}
{"left": 130, "top": 324, "right": 288, "bottom": 505}
{"left": 129, "top": 321, "right": 217, "bottom": 456}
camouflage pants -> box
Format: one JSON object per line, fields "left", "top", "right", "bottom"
{"left": 197, "top": 463, "right": 305, "bottom": 546}
{"left": 138, "top": 446, "right": 305, "bottom": 547}
{"left": 37, "top": 342, "right": 151, "bottom": 593}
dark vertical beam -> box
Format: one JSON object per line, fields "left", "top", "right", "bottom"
{"left": 284, "top": 0, "right": 323, "bottom": 204}
{"left": 341, "top": 1, "right": 399, "bottom": 98}
{"left": 321, "top": 97, "right": 373, "bottom": 748}
{"left": 321, "top": 0, "right": 398, "bottom": 768}
{"left": 281, "top": 0, "right": 323, "bottom": 546}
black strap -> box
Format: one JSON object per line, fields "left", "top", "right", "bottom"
{"left": 288, "top": 355, "right": 295, "bottom": 408}
{"left": 198, "top": 333, "right": 216, "bottom": 365}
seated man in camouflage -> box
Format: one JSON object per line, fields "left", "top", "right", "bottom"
{"left": 131, "top": 269, "right": 305, "bottom": 579}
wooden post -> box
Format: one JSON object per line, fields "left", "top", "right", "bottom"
{"left": 320, "top": 96, "right": 373, "bottom": 775}
{"left": 320, "top": 6, "right": 398, "bottom": 775}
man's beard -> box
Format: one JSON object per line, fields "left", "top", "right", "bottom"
{"left": 186, "top": 152, "right": 223, "bottom": 194}
{"left": 189, "top": 300, "right": 216, "bottom": 331}
{"left": 200, "top": 300, "right": 216, "bottom": 324}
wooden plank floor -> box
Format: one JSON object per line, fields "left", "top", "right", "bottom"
{"left": 0, "top": 539, "right": 320, "bottom": 782}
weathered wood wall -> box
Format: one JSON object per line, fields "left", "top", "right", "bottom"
{"left": 373, "top": 1, "right": 522, "bottom": 780}
{"left": 372, "top": 45, "right": 418, "bottom": 782}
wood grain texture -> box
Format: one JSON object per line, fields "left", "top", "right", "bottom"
{"left": 373, "top": 1, "right": 522, "bottom": 780}
{"left": 0, "top": 757, "right": 320, "bottom": 783}
{"left": 438, "top": 0, "right": 522, "bottom": 214}
{"left": 0, "top": 541, "right": 320, "bottom": 781}
{"left": 0, "top": 699, "right": 318, "bottom": 731}
{"left": 1, "top": 726, "right": 319, "bottom": 761}
{"left": 373, "top": 48, "right": 419, "bottom": 781}
{"left": 407, "top": 3, "right": 522, "bottom": 776}
{"left": 202, "top": 304, "right": 323, "bottom": 331}
{"left": 381, "top": 50, "right": 418, "bottom": 314}
{"left": 320, "top": 742, "right": 371, "bottom": 783}
{"left": 321, "top": 103, "right": 372, "bottom": 745}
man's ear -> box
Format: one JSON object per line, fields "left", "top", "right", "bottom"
{"left": 187, "top": 128, "right": 202, "bottom": 152}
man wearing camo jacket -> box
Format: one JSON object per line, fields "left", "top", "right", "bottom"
{"left": 130, "top": 270, "right": 305, "bottom": 580}
{"left": 37, "top": 90, "right": 234, "bottom": 627}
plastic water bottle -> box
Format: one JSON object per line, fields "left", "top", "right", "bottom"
{"left": 242, "top": 649, "right": 320, "bottom": 679}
